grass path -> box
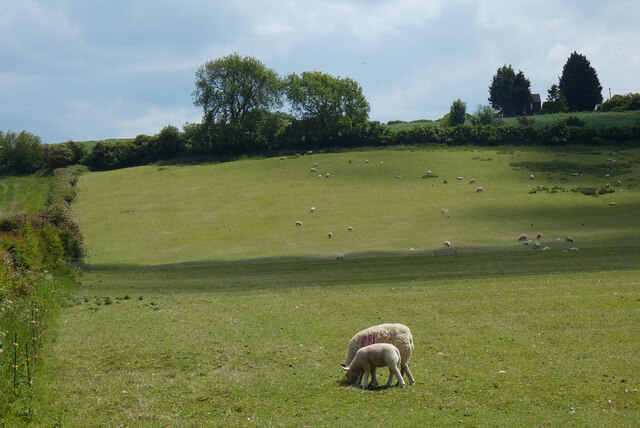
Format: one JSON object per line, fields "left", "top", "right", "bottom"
{"left": 0, "top": 173, "right": 51, "bottom": 214}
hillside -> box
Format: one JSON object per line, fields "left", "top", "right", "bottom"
{"left": 73, "top": 146, "right": 640, "bottom": 265}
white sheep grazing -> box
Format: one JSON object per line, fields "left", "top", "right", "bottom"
{"left": 325, "top": 173, "right": 331, "bottom": 178}
{"left": 344, "top": 323, "right": 415, "bottom": 386}
{"left": 280, "top": 157, "right": 286, "bottom": 161}
{"left": 609, "top": 201, "right": 616, "bottom": 206}
{"left": 444, "top": 240, "right": 450, "bottom": 247}
{"left": 295, "top": 220, "right": 303, "bottom": 227}
{"left": 310, "top": 168, "right": 317, "bottom": 173}
{"left": 347, "top": 226, "right": 354, "bottom": 232}
{"left": 566, "top": 236, "right": 574, "bottom": 243}
{"left": 365, "top": 160, "right": 370, "bottom": 164}
{"left": 335, "top": 253, "right": 344, "bottom": 260}
{"left": 314, "top": 162, "right": 319, "bottom": 167}
{"left": 605, "top": 173, "right": 610, "bottom": 178}
{"left": 605, "top": 183, "right": 610, "bottom": 188}
{"left": 456, "top": 176, "right": 464, "bottom": 180}
{"left": 518, "top": 234, "right": 527, "bottom": 242}
{"left": 536, "top": 233, "right": 542, "bottom": 239}
{"left": 328, "top": 232, "right": 333, "bottom": 238}
{"left": 542, "top": 246, "right": 551, "bottom": 251}
{"left": 529, "top": 174, "right": 535, "bottom": 180}
{"left": 468, "top": 179, "right": 476, "bottom": 184}
{"left": 476, "top": 186, "right": 484, "bottom": 192}
{"left": 426, "top": 170, "right": 432, "bottom": 176}
{"left": 341, "top": 343, "right": 404, "bottom": 390}
{"left": 568, "top": 247, "right": 579, "bottom": 252}
{"left": 533, "top": 241, "right": 541, "bottom": 250}
{"left": 616, "top": 180, "right": 622, "bottom": 185}
{"left": 310, "top": 206, "right": 316, "bottom": 213}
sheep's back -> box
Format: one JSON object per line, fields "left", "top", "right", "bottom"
{"left": 344, "top": 323, "right": 413, "bottom": 366}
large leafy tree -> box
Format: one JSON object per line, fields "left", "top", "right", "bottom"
{"left": 285, "top": 71, "right": 370, "bottom": 133}
{"left": 559, "top": 52, "right": 603, "bottom": 111}
{"left": 488, "top": 65, "right": 532, "bottom": 117}
{"left": 192, "top": 53, "right": 283, "bottom": 125}
{"left": 446, "top": 99, "right": 467, "bottom": 126}
{"left": 0, "top": 130, "right": 44, "bottom": 174}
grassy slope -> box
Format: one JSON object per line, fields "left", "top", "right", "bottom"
{"left": 386, "top": 110, "right": 640, "bottom": 132}
{"left": 16, "top": 146, "right": 640, "bottom": 426}
{"left": 0, "top": 172, "right": 51, "bottom": 215}
{"left": 74, "top": 147, "right": 640, "bottom": 265}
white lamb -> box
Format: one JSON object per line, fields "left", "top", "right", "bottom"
{"left": 341, "top": 343, "right": 404, "bottom": 390}
{"left": 343, "top": 323, "right": 415, "bottom": 386}
{"left": 295, "top": 220, "right": 303, "bottom": 227}
{"left": 444, "top": 240, "right": 451, "bottom": 247}
{"left": 476, "top": 186, "right": 484, "bottom": 192}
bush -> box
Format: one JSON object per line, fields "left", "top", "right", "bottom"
{"left": 600, "top": 93, "right": 640, "bottom": 112}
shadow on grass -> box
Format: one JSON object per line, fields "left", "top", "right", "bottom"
{"left": 81, "top": 245, "right": 640, "bottom": 293}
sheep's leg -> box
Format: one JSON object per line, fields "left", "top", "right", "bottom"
{"left": 402, "top": 363, "right": 415, "bottom": 385}
{"left": 362, "top": 369, "right": 371, "bottom": 390}
{"left": 370, "top": 367, "right": 378, "bottom": 387}
{"left": 355, "top": 372, "right": 363, "bottom": 386}
{"left": 391, "top": 365, "right": 405, "bottom": 388}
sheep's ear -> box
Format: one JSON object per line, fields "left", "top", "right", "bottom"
{"left": 340, "top": 364, "right": 349, "bottom": 371}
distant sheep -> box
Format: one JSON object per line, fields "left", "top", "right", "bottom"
{"left": 533, "top": 242, "right": 541, "bottom": 250}
{"left": 344, "top": 323, "right": 415, "bottom": 387}
{"left": 314, "top": 162, "right": 319, "bottom": 167}
{"left": 542, "top": 246, "right": 551, "bottom": 251}
{"left": 426, "top": 170, "right": 432, "bottom": 176}
{"left": 468, "top": 179, "right": 475, "bottom": 184}
{"left": 568, "top": 247, "right": 579, "bottom": 252}
{"left": 523, "top": 241, "right": 529, "bottom": 246}
{"left": 328, "top": 232, "right": 333, "bottom": 238}
{"left": 444, "top": 240, "right": 450, "bottom": 247}
{"left": 536, "top": 233, "right": 542, "bottom": 239}
{"left": 609, "top": 201, "right": 616, "bottom": 206}
{"left": 605, "top": 183, "right": 610, "bottom": 188}
{"left": 456, "top": 176, "right": 464, "bottom": 180}
{"left": 566, "top": 236, "right": 574, "bottom": 243}
{"left": 341, "top": 343, "right": 404, "bottom": 390}
{"left": 310, "top": 207, "right": 316, "bottom": 213}
{"left": 295, "top": 221, "right": 303, "bottom": 227}
{"left": 476, "top": 186, "right": 484, "bottom": 192}
{"left": 325, "top": 173, "right": 331, "bottom": 178}
{"left": 572, "top": 172, "right": 579, "bottom": 176}
{"left": 280, "top": 157, "right": 286, "bottom": 161}
{"left": 365, "top": 160, "right": 370, "bottom": 164}
{"left": 348, "top": 226, "right": 354, "bottom": 232}
{"left": 310, "top": 168, "right": 317, "bottom": 173}
{"left": 335, "top": 253, "right": 344, "bottom": 260}
{"left": 380, "top": 161, "right": 384, "bottom": 164}
{"left": 605, "top": 173, "right": 610, "bottom": 178}
{"left": 616, "top": 180, "right": 621, "bottom": 185}
{"left": 529, "top": 174, "right": 535, "bottom": 180}
{"left": 519, "top": 234, "right": 527, "bottom": 242}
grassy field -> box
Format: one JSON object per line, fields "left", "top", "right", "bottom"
{"left": 73, "top": 147, "right": 640, "bottom": 265}
{"left": 7, "top": 146, "right": 640, "bottom": 426}
{"left": 22, "top": 249, "right": 640, "bottom": 426}
{"left": 0, "top": 172, "right": 51, "bottom": 215}
{"left": 386, "top": 110, "right": 640, "bottom": 132}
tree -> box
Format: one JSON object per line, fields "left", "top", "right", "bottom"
{"left": 447, "top": 99, "right": 467, "bottom": 126}
{"left": 539, "top": 84, "right": 569, "bottom": 114}
{"left": 285, "top": 71, "right": 370, "bottom": 140}
{"left": 469, "top": 105, "right": 500, "bottom": 126}
{"left": 192, "top": 53, "right": 283, "bottom": 125}
{"left": 488, "top": 65, "right": 532, "bottom": 117}
{"left": 0, "top": 130, "right": 44, "bottom": 174}
{"left": 559, "top": 52, "right": 603, "bottom": 111}
{"left": 155, "top": 125, "right": 183, "bottom": 159}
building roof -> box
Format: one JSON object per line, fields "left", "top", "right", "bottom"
{"left": 531, "top": 93, "right": 541, "bottom": 103}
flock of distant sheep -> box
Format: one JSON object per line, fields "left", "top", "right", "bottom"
{"left": 284, "top": 155, "right": 622, "bottom": 255}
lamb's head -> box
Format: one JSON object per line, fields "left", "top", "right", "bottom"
{"left": 340, "top": 363, "right": 362, "bottom": 385}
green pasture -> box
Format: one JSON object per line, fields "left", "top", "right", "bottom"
{"left": 386, "top": 110, "right": 640, "bottom": 132}
{"left": 23, "top": 249, "right": 640, "bottom": 426}
{"left": 6, "top": 146, "right": 640, "bottom": 426}
{"left": 0, "top": 172, "right": 51, "bottom": 215}
{"left": 74, "top": 147, "right": 640, "bottom": 265}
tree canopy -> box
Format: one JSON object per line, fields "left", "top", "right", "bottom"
{"left": 559, "top": 52, "right": 603, "bottom": 111}
{"left": 488, "top": 65, "right": 532, "bottom": 117}
{"left": 539, "top": 84, "right": 569, "bottom": 114}
{"left": 285, "top": 71, "right": 370, "bottom": 130}
{"left": 192, "top": 53, "right": 283, "bottom": 125}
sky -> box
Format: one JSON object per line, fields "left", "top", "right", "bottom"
{"left": 1, "top": 0, "right": 639, "bottom": 143}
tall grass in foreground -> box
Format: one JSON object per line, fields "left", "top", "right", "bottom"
{"left": 18, "top": 247, "right": 640, "bottom": 426}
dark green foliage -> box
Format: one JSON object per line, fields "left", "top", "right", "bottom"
{"left": 446, "top": 99, "right": 467, "bottom": 126}
{"left": 0, "top": 131, "right": 44, "bottom": 174}
{"left": 43, "top": 144, "right": 74, "bottom": 170}
{"left": 559, "top": 52, "right": 603, "bottom": 111}
{"left": 155, "top": 125, "right": 184, "bottom": 159}
{"left": 600, "top": 93, "right": 640, "bottom": 112}
{"left": 470, "top": 105, "right": 500, "bottom": 126}
{"left": 539, "top": 84, "right": 569, "bottom": 114}
{"left": 488, "top": 65, "right": 532, "bottom": 117}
